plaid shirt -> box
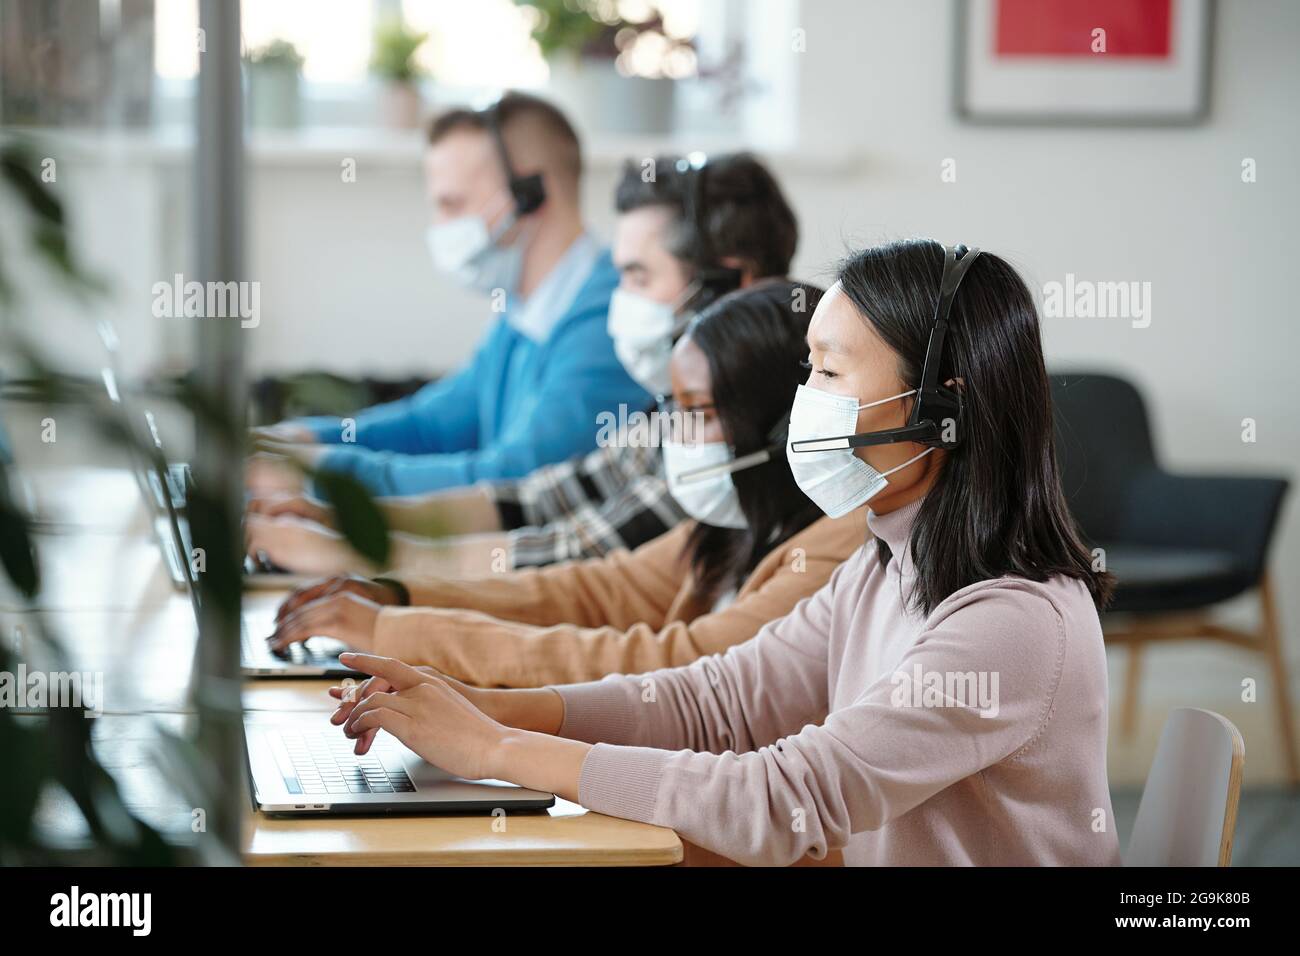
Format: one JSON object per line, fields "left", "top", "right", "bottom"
{"left": 488, "top": 439, "right": 686, "bottom": 567}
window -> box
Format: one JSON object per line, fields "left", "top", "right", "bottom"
{"left": 155, "top": 0, "right": 702, "bottom": 89}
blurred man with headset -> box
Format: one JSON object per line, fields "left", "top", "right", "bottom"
{"left": 250, "top": 92, "right": 646, "bottom": 497}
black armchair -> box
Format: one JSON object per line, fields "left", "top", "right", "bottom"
{"left": 1051, "top": 372, "right": 1294, "bottom": 782}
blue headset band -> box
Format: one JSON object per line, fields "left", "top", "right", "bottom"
{"left": 789, "top": 243, "right": 981, "bottom": 454}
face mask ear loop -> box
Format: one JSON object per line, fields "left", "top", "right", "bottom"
{"left": 878, "top": 445, "right": 934, "bottom": 479}
{"left": 480, "top": 189, "right": 520, "bottom": 245}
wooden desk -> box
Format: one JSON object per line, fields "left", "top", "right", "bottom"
{"left": 10, "top": 466, "right": 684, "bottom": 866}
{"left": 237, "top": 683, "right": 680, "bottom": 865}
{"left": 244, "top": 797, "right": 682, "bottom": 867}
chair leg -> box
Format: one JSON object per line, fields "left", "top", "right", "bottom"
{"left": 1121, "top": 642, "right": 1143, "bottom": 738}
{"left": 1259, "top": 576, "right": 1299, "bottom": 786}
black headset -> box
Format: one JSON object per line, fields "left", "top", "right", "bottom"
{"left": 789, "top": 243, "right": 981, "bottom": 455}
{"left": 483, "top": 101, "right": 546, "bottom": 216}
{"left": 677, "top": 155, "right": 744, "bottom": 311}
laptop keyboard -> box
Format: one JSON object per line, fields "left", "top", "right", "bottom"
{"left": 277, "top": 731, "right": 416, "bottom": 795}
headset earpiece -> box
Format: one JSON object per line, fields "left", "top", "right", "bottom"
{"left": 485, "top": 101, "right": 547, "bottom": 217}
{"left": 508, "top": 171, "right": 546, "bottom": 215}
{"left": 907, "top": 244, "right": 980, "bottom": 450}
{"left": 680, "top": 157, "right": 742, "bottom": 309}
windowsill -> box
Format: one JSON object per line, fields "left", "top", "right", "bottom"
{"left": 30, "top": 126, "right": 865, "bottom": 176}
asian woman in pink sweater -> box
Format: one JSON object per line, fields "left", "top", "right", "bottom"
{"left": 327, "top": 239, "right": 1121, "bottom": 866}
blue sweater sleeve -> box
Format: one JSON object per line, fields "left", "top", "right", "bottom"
{"left": 298, "top": 347, "right": 487, "bottom": 454}
{"left": 316, "top": 293, "right": 647, "bottom": 496}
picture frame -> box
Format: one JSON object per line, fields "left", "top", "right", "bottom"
{"left": 954, "top": 0, "right": 1215, "bottom": 125}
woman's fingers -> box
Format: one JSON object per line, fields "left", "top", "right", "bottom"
{"left": 329, "top": 676, "right": 389, "bottom": 723}
{"left": 343, "top": 688, "right": 418, "bottom": 738}
{"left": 338, "top": 652, "right": 434, "bottom": 692}
{"left": 348, "top": 708, "right": 414, "bottom": 755}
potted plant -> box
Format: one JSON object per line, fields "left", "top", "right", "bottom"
{"left": 370, "top": 19, "right": 430, "bottom": 130}
{"left": 244, "top": 39, "right": 304, "bottom": 129}
{"left": 513, "top": 0, "right": 695, "bottom": 135}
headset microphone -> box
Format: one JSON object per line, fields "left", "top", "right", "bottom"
{"left": 788, "top": 242, "right": 981, "bottom": 455}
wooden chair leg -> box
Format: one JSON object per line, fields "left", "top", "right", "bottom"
{"left": 1259, "top": 576, "right": 1299, "bottom": 786}
{"left": 1121, "top": 643, "right": 1143, "bottom": 738}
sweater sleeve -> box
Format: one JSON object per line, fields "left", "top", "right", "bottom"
{"left": 314, "top": 301, "right": 649, "bottom": 496}
{"left": 555, "top": 579, "right": 1068, "bottom": 866}
{"left": 374, "top": 523, "right": 692, "bottom": 638}
{"left": 299, "top": 341, "right": 489, "bottom": 453}
{"left": 368, "top": 521, "right": 857, "bottom": 687}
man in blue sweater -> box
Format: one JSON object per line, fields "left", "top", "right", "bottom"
{"left": 250, "top": 93, "right": 647, "bottom": 497}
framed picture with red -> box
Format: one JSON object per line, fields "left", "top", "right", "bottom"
{"left": 954, "top": 0, "right": 1215, "bottom": 124}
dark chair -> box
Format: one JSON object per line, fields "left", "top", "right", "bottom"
{"left": 1051, "top": 372, "right": 1294, "bottom": 783}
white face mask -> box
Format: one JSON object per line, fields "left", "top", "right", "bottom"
{"left": 607, "top": 281, "right": 700, "bottom": 396}
{"left": 425, "top": 193, "right": 524, "bottom": 296}
{"left": 662, "top": 439, "right": 750, "bottom": 529}
{"left": 786, "top": 383, "right": 933, "bottom": 518}
{"left": 607, "top": 288, "right": 678, "bottom": 395}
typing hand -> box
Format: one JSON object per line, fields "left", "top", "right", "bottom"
{"left": 245, "top": 513, "right": 373, "bottom": 576}
{"left": 267, "top": 588, "right": 382, "bottom": 656}
{"left": 249, "top": 422, "right": 316, "bottom": 445}
{"left": 246, "top": 492, "right": 336, "bottom": 527}
{"left": 275, "top": 574, "right": 402, "bottom": 624}
{"left": 246, "top": 452, "right": 306, "bottom": 496}
{"left": 328, "top": 664, "right": 437, "bottom": 752}
{"left": 336, "top": 654, "right": 505, "bottom": 781}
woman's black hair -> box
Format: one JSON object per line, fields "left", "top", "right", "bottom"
{"left": 679, "top": 279, "right": 825, "bottom": 606}
{"left": 837, "top": 238, "right": 1114, "bottom": 613}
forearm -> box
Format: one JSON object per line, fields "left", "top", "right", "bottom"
{"left": 476, "top": 686, "right": 565, "bottom": 735}
{"left": 387, "top": 531, "right": 509, "bottom": 578}
{"left": 488, "top": 729, "right": 589, "bottom": 803}
{"left": 380, "top": 485, "right": 503, "bottom": 537}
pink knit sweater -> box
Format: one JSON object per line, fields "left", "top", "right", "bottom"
{"left": 553, "top": 498, "right": 1121, "bottom": 866}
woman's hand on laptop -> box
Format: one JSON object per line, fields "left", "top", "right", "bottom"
{"left": 275, "top": 574, "right": 402, "bottom": 623}
{"left": 333, "top": 654, "right": 507, "bottom": 781}
{"left": 333, "top": 654, "right": 587, "bottom": 798}
{"left": 267, "top": 587, "right": 383, "bottom": 654}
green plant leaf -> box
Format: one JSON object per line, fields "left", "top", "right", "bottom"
{"left": 0, "top": 144, "right": 63, "bottom": 227}
{"left": 313, "top": 470, "right": 391, "bottom": 567}
{"left": 0, "top": 701, "right": 51, "bottom": 848}
{"left": 0, "top": 471, "right": 39, "bottom": 599}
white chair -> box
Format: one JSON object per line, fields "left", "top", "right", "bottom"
{"left": 1125, "top": 708, "right": 1244, "bottom": 866}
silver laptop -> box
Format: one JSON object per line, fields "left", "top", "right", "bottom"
{"left": 97, "top": 323, "right": 192, "bottom": 589}
{"left": 141, "top": 410, "right": 360, "bottom": 678}
{"left": 245, "top": 712, "right": 555, "bottom": 815}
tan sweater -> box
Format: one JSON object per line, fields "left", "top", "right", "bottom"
{"left": 373, "top": 510, "right": 870, "bottom": 687}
